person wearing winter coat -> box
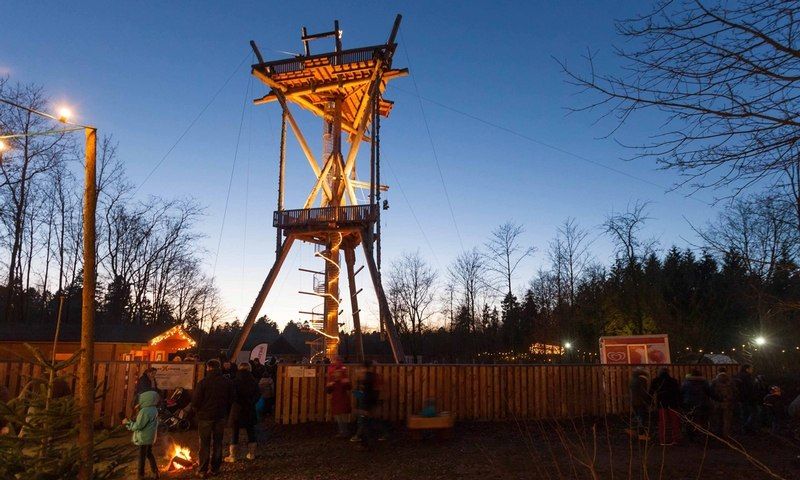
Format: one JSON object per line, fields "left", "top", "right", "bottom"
{"left": 681, "top": 369, "right": 713, "bottom": 441}
{"left": 351, "top": 361, "right": 382, "bottom": 443}
{"left": 734, "top": 364, "right": 758, "bottom": 433}
{"left": 325, "top": 357, "right": 352, "bottom": 438}
{"left": 256, "top": 376, "right": 275, "bottom": 422}
{"left": 190, "top": 359, "right": 234, "bottom": 477}
{"left": 763, "top": 386, "right": 787, "bottom": 435}
{"left": 131, "top": 368, "right": 158, "bottom": 410}
{"left": 649, "top": 367, "right": 681, "bottom": 445}
{"left": 124, "top": 390, "right": 161, "bottom": 480}
{"left": 628, "top": 368, "right": 650, "bottom": 439}
{"left": 710, "top": 367, "right": 737, "bottom": 437}
{"left": 225, "top": 363, "right": 261, "bottom": 463}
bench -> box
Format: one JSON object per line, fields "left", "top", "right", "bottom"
{"left": 407, "top": 412, "right": 454, "bottom": 439}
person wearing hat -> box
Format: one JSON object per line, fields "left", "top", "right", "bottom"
{"left": 131, "top": 367, "right": 159, "bottom": 411}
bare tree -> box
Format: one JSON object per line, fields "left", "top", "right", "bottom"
{"left": 448, "top": 248, "right": 487, "bottom": 334}
{"left": 548, "top": 217, "right": 591, "bottom": 306}
{"left": 603, "top": 201, "right": 655, "bottom": 266}
{"left": 0, "top": 81, "right": 71, "bottom": 321}
{"left": 562, "top": 1, "right": 800, "bottom": 223}
{"left": 483, "top": 221, "right": 535, "bottom": 297}
{"left": 386, "top": 251, "right": 438, "bottom": 356}
{"left": 697, "top": 193, "right": 798, "bottom": 281}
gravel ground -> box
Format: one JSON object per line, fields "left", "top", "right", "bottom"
{"left": 120, "top": 419, "right": 800, "bottom": 480}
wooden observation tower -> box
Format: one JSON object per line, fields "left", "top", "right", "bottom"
{"left": 230, "top": 15, "right": 407, "bottom": 363}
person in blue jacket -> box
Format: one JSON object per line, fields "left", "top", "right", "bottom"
{"left": 124, "top": 390, "right": 161, "bottom": 479}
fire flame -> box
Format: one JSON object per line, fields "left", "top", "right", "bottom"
{"left": 168, "top": 442, "right": 192, "bottom": 470}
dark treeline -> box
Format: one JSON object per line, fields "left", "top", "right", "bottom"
{"left": 381, "top": 195, "right": 800, "bottom": 364}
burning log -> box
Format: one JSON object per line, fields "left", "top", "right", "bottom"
{"left": 164, "top": 442, "right": 196, "bottom": 473}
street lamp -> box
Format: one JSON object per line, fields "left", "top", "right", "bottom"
{"left": 754, "top": 336, "right": 766, "bottom": 346}
{"left": 564, "top": 342, "right": 573, "bottom": 350}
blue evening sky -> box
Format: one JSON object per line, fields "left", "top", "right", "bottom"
{"left": 2, "top": 1, "right": 724, "bottom": 329}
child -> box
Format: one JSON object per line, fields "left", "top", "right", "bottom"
{"left": 124, "top": 390, "right": 160, "bottom": 479}
{"left": 763, "top": 386, "right": 786, "bottom": 435}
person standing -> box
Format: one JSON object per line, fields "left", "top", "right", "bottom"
{"left": 124, "top": 390, "right": 160, "bottom": 480}
{"left": 225, "top": 363, "right": 260, "bottom": 463}
{"left": 325, "top": 357, "right": 352, "bottom": 438}
{"left": 131, "top": 367, "right": 158, "bottom": 410}
{"left": 351, "top": 361, "right": 381, "bottom": 443}
{"left": 190, "top": 359, "right": 233, "bottom": 478}
{"left": 763, "top": 386, "right": 786, "bottom": 435}
{"left": 710, "top": 367, "right": 736, "bottom": 437}
{"left": 628, "top": 368, "right": 650, "bottom": 440}
{"left": 734, "top": 364, "right": 757, "bottom": 434}
{"left": 681, "top": 369, "right": 713, "bottom": 442}
{"left": 649, "top": 367, "right": 681, "bottom": 445}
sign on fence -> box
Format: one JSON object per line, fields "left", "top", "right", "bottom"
{"left": 151, "top": 363, "right": 196, "bottom": 390}
{"left": 286, "top": 366, "right": 317, "bottom": 378}
{"left": 599, "top": 334, "right": 671, "bottom": 364}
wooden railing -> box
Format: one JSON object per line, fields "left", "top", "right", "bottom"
{"left": 274, "top": 363, "right": 723, "bottom": 424}
{"left": 273, "top": 205, "right": 377, "bottom": 230}
{"left": 259, "top": 45, "right": 387, "bottom": 75}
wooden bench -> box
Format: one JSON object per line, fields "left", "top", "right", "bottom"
{"left": 407, "top": 412, "right": 454, "bottom": 439}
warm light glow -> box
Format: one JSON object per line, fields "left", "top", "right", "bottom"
{"left": 564, "top": 342, "right": 572, "bottom": 350}
{"left": 57, "top": 107, "right": 72, "bottom": 123}
{"left": 168, "top": 442, "right": 192, "bottom": 470}
{"left": 754, "top": 336, "right": 766, "bottom": 346}
{"left": 0, "top": 140, "right": 7, "bottom": 152}
{"left": 149, "top": 325, "right": 196, "bottom": 347}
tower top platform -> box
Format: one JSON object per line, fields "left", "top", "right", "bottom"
{"left": 250, "top": 17, "right": 407, "bottom": 138}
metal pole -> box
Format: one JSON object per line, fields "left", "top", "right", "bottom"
{"left": 77, "top": 127, "right": 97, "bottom": 480}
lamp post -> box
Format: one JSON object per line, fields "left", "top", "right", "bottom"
{"left": 77, "top": 126, "right": 96, "bottom": 480}
{"left": 0, "top": 98, "right": 97, "bottom": 479}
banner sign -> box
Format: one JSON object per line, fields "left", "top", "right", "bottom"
{"left": 151, "top": 363, "right": 196, "bottom": 390}
{"left": 250, "top": 343, "right": 269, "bottom": 364}
{"left": 599, "top": 334, "right": 671, "bottom": 365}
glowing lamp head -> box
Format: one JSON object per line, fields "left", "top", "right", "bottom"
{"left": 564, "top": 342, "right": 572, "bottom": 350}
{"left": 0, "top": 139, "right": 7, "bottom": 152}
{"left": 57, "top": 107, "right": 72, "bottom": 123}
{"left": 754, "top": 336, "right": 766, "bottom": 346}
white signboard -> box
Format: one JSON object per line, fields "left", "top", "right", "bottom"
{"left": 151, "top": 363, "right": 196, "bottom": 390}
{"left": 250, "top": 343, "right": 268, "bottom": 364}
{"left": 287, "top": 366, "right": 317, "bottom": 378}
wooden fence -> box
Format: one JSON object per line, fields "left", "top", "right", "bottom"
{"left": 0, "top": 361, "right": 204, "bottom": 427}
{"left": 0, "top": 361, "right": 724, "bottom": 427}
{"left": 274, "top": 364, "right": 722, "bottom": 424}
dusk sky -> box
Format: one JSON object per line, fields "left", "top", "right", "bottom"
{"left": 2, "top": 1, "right": 725, "bottom": 330}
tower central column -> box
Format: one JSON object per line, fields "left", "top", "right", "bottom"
{"left": 324, "top": 235, "right": 341, "bottom": 357}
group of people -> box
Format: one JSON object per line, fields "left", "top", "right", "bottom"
{"left": 325, "top": 358, "right": 384, "bottom": 444}
{"left": 125, "top": 356, "right": 279, "bottom": 479}
{"left": 629, "top": 364, "right": 800, "bottom": 446}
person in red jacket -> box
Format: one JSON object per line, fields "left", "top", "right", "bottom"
{"left": 325, "top": 357, "right": 352, "bottom": 438}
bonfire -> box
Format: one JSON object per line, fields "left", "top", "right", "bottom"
{"left": 164, "top": 442, "right": 196, "bottom": 473}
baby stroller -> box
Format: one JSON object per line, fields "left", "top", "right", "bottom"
{"left": 158, "top": 387, "right": 191, "bottom": 432}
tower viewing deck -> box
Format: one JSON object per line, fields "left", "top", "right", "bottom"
{"left": 273, "top": 204, "right": 377, "bottom": 230}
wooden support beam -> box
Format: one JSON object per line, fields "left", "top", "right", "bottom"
{"left": 344, "top": 247, "right": 365, "bottom": 362}
{"left": 253, "top": 68, "right": 334, "bottom": 203}
{"left": 252, "top": 69, "right": 408, "bottom": 105}
{"left": 304, "top": 152, "right": 336, "bottom": 209}
{"left": 230, "top": 235, "right": 295, "bottom": 361}
{"left": 361, "top": 228, "right": 405, "bottom": 362}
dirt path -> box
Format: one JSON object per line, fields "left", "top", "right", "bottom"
{"left": 122, "top": 421, "right": 800, "bottom": 479}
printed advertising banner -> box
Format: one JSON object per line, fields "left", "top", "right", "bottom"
{"left": 599, "top": 334, "right": 671, "bottom": 365}
{"left": 151, "top": 363, "right": 196, "bottom": 390}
